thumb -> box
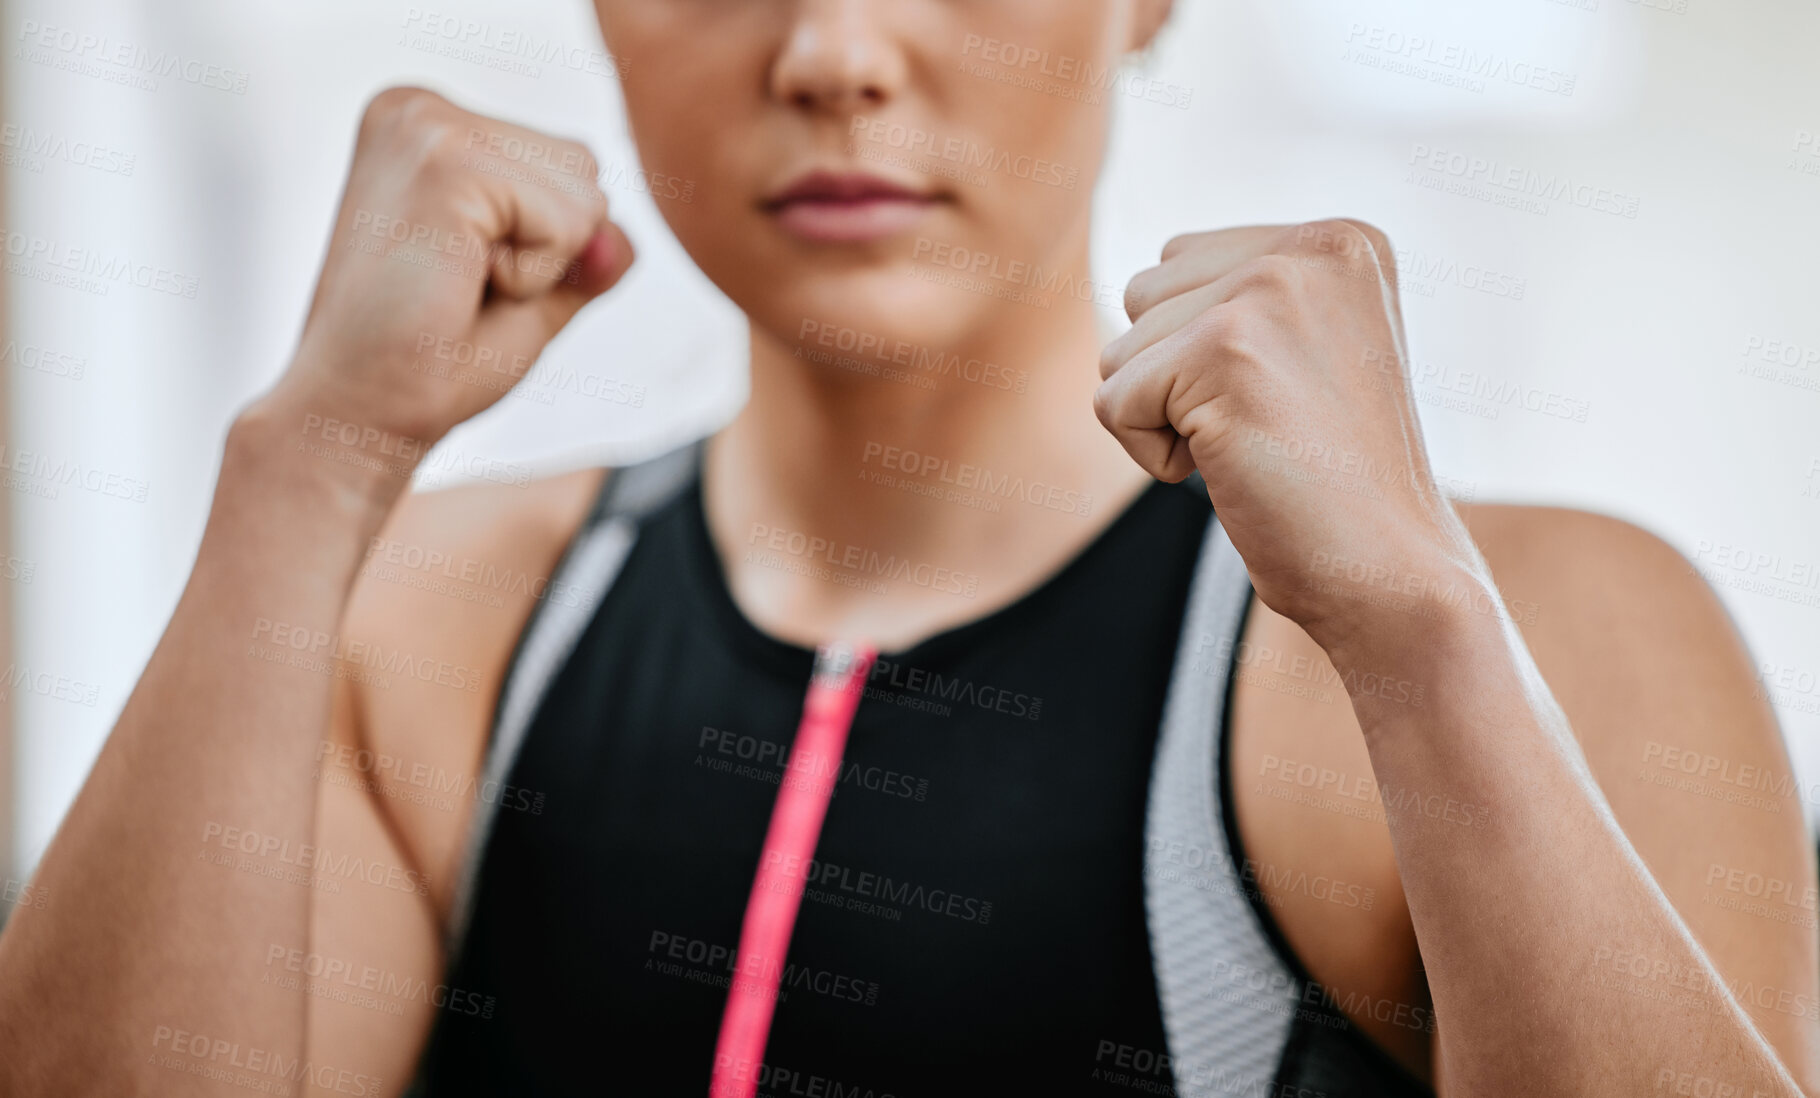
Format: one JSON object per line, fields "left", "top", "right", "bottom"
{"left": 470, "top": 221, "right": 635, "bottom": 360}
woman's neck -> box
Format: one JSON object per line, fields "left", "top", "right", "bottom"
{"left": 703, "top": 272, "right": 1155, "bottom": 651}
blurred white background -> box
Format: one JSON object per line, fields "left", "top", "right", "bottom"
{"left": 4, "top": 0, "right": 1818, "bottom": 876}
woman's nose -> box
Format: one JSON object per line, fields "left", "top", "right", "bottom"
{"left": 770, "top": 0, "right": 907, "bottom": 115}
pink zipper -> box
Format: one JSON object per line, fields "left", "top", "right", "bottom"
{"left": 710, "top": 641, "right": 876, "bottom": 1098}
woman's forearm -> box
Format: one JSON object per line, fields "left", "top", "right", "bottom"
{"left": 1329, "top": 590, "right": 1803, "bottom": 1097}
{"left": 0, "top": 86, "right": 630, "bottom": 1092}
{"left": 0, "top": 400, "right": 403, "bottom": 1093}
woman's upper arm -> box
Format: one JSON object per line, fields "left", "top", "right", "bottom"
{"left": 1471, "top": 504, "right": 1820, "bottom": 1090}
{"left": 298, "top": 469, "right": 606, "bottom": 1095}
{"left": 302, "top": 674, "right": 451, "bottom": 1097}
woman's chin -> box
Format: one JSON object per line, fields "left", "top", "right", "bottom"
{"left": 753, "top": 276, "right": 984, "bottom": 358}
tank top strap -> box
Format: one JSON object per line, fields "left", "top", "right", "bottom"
{"left": 1142, "top": 508, "right": 1306, "bottom": 1092}
{"left": 444, "top": 439, "right": 706, "bottom": 953}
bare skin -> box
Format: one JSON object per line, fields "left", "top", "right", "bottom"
{"left": 197, "top": 461, "right": 1818, "bottom": 1095}
{"left": 0, "top": 86, "right": 635, "bottom": 1096}
{"left": 0, "top": 1, "right": 1814, "bottom": 1096}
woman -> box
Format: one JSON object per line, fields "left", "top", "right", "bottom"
{"left": 0, "top": 2, "right": 1813, "bottom": 1095}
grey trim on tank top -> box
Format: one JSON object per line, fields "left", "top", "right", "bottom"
{"left": 440, "top": 440, "right": 1301, "bottom": 1093}
{"left": 445, "top": 441, "right": 704, "bottom": 953}
{"left": 1142, "top": 512, "right": 1302, "bottom": 1095}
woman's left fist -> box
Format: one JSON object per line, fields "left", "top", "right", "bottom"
{"left": 1095, "top": 220, "right": 1488, "bottom": 653}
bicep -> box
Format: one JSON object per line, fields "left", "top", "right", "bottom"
{"left": 290, "top": 474, "right": 588, "bottom": 1095}
{"left": 301, "top": 677, "right": 446, "bottom": 1098}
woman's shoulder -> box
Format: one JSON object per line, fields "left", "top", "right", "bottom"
{"left": 1451, "top": 500, "right": 1768, "bottom": 753}
{"left": 345, "top": 462, "right": 609, "bottom": 698}
{"left": 1453, "top": 501, "right": 1728, "bottom": 650}
{"left": 345, "top": 465, "right": 611, "bottom": 660}
{"left": 1452, "top": 500, "right": 1808, "bottom": 918}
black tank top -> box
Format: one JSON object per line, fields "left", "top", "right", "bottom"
{"left": 413, "top": 472, "right": 1430, "bottom": 1096}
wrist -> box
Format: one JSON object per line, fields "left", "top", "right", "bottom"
{"left": 225, "top": 390, "right": 420, "bottom": 528}
{"left": 206, "top": 400, "right": 413, "bottom": 601}
{"left": 1315, "top": 578, "right": 1526, "bottom": 738}
{"left": 1305, "top": 554, "right": 1510, "bottom": 683}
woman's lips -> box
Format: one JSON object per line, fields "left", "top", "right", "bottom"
{"left": 763, "top": 171, "right": 942, "bottom": 244}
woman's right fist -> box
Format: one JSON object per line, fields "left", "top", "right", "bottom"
{"left": 257, "top": 86, "right": 633, "bottom": 461}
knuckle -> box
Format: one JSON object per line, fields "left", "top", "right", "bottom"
{"left": 1098, "top": 341, "right": 1126, "bottom": 380}
{"left": 1343, "top": 219, "right": 1396, "bottom": 281}
{"left": 1092, "top": 333, "right": 1135, "bottom": 380}
{"left": 565, "top": 140, "right": 602, "bottom": 186}
{"left": 1289, "top": 218, "right": 1380, "bottom": 264}
{"left": 358, "top": 86, "right": 413, "bottom": 132}
{"left": 1267, "top": 223, "right": 1308, "bottom": 251}
{"left": 1234, "top": 253, "right": 1300, "bottom": 295}
{"left": 1313, "top": 216, "right": 1365, "bottom": 243}
{"left": 360, "top": 90, "right": 476, "bottom": 188}
{"left": 1123, "top": 271, "right": 1156, "bottom": 318}
{"left": 1091, "top": 385, "right": 1117, "bottom": 429}
{"left": 1160, "top": 231, "right": 1206, "bottom": 261}
{"left": 1185, "top": 305, "right": 1259, "bottom": 361}
{"left": 360, "top": 86, "right": 443, "bottom": 143}
{"left": 1339, "top": 218, "right": 1391, "bottom": 256}
{"left": 570, "top": 149, "right": 609, "bottom": 208}
{"left": 411, "top": 131, "right": 468, "bottom": 188}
